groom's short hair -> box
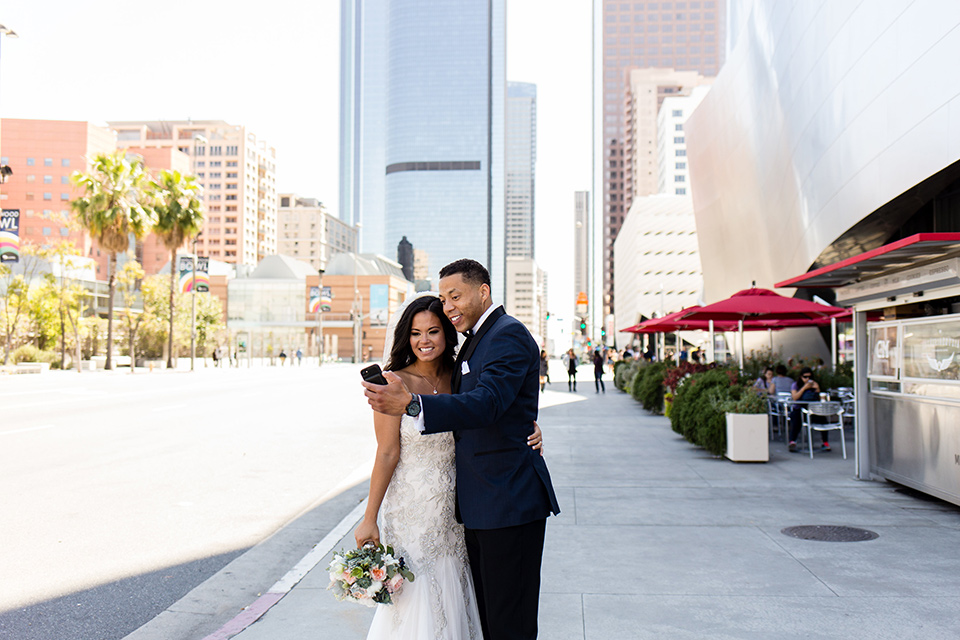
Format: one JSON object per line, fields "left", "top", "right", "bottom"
{"left": 439, "top": 259, "right": 491, "bottom": 289}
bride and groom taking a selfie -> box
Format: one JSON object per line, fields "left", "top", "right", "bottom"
{"left": 359, "top": 258, "right": 561, "bottom": 640}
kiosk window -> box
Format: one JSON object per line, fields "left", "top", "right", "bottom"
{"left": 902, "top": 319, "right": 960, "bottom": 381}
{"left": 868, "top": 325, "right": 899, "bottom": 379}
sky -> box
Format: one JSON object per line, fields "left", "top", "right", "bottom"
{"left": 0, "top": 0, "right": 594, "bottom": 332}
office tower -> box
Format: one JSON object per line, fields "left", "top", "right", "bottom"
{"left": 623, "top": 68, "right": 710, "bottom": 209}
{"left": 574, "top": 190, "right": 591, "bottom": 320}
{"left": 413, "top": 248, "right": 430, "bottom": 282}
{"left": 506, "top": 82, "right": 537, "bottom": 259}
{"left": 0, "top": 119, "right": 116, "bottom": 275}
{"left": 600, "top": 0, "right": 726, "bottom": 319}
{"left": 397, "top": 235, "right": 414, "bottom": 281}
{"left": 277, "top": 193, "right": 358, "bottom": 272}
{"left": 656, "top": 85, "right": 710, "bottom": 195}
{"left": 340, "top": 0, "right": 506, "bottom": 295}
{"left": 505, "top": 257, "right": 547, "bottom": 345}
{"left": 110, "top": 120, "right": 278, "bottom": 267}
{"left": 613, "top": 194, "right": 700, "bottom": 336}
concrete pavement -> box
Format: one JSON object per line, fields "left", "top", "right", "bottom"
{"left": 135, "top": 375, "right": 960, "bottom": 639}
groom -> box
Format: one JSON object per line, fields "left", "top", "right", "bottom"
{"left": 363, "top": 258, "right": 560, "bottom": 640}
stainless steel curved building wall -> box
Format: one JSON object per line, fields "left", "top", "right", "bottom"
{"left": 384, "top": 0, "right": 505, "bottom": 293}
{"left": 685, "top": 0, "right": 960, "bottom": 301}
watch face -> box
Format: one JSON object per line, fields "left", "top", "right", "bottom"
{"left": 406, "top": 397, "right": 421, "bottom": 416}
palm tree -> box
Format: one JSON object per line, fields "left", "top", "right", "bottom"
{"left": 70, "top": 151, "right": 155, "bottom": 370}
{"left": 152, "top": 169, "right": 204, "bottom": 370}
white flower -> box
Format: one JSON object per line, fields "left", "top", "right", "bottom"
{"left": 366, "top": 581, "right": 383, "bottom": 597}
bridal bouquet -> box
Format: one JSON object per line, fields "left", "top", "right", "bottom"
{"left": 327, "top": 543, "right": 415, "bottom": 606}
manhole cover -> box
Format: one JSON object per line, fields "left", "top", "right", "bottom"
{"left": 781, "top": 525, "right": 879, "bottom": 542}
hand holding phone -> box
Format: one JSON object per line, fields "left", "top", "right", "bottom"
{"left": 361, "top": 364, "right": 389, "bottom": 385}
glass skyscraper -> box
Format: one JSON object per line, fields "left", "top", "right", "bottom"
{"left": 340, "top": 0, "right": 506, "bottom": 294}
{"left": 506, "top": 82, "right": 536, "bottom": 260}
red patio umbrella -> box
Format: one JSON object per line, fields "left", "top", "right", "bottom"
{"left": 678, "top": 288, "right": 845, "bottom": 322}
{"left": 677, "top": 288, "right": 847, "bottom": 368}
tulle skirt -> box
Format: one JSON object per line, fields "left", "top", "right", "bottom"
{"left": 366, "top": 553, "right": 482, "bottom": 640}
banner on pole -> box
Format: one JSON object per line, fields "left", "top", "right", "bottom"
{"left": 309, "top": 286, "right": 333, "bottom": 313}
{"left": 178, "top": 255, "right": 210, "bottom": 293}
{"left": 369, "top": 284, "right": 389, "bottom": 326}
{"left": 0, "top": 209, "right": 21, "bottom": 263}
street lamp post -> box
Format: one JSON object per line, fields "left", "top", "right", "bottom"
{"left": 352, "top": 223, "right": 362, "bottom": 363}
{"left": 190, "top": 232, "right": 201, "bottom": 370}
{"left": 317, "top": 268, "right": 324, "bottom": 366}
{"left": 0, "top": 24, "right": 19, "bottom": 183}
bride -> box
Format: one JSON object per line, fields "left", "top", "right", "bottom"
{"left": 354, "top": 293, "right": 542, "bottom": 639}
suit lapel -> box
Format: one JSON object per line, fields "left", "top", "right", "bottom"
{"left": 452, "top": 306, "right": 505, "bottom": 393}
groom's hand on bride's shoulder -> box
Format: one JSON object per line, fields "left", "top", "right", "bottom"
{"left": 362, "top": 370, "right": 411, "bottom": 416}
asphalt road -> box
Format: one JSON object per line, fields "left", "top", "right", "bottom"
{"left": 0, "top": 363, "right": 377, "bottom": 640}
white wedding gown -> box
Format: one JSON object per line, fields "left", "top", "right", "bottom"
{"left": 366, "top": 415, "right": 483, "bottom": 640}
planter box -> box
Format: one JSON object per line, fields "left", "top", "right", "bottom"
{"left": 725, "top": 413, "right": 769, "bottom": 462}
{"left": 15, "top": 362, "right": 50, "bottom": 374}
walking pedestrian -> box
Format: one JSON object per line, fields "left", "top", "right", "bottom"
{"left": 296, "top": 347, "right": 303, "bottom": 366}
{"left": 539, "top": 349, "right": 549, "bottom": 392}
{"left": 593, "top": 348, "right": 606, "bottom": 393}
{"left": 564, "top": 348, "right": 578, "bottom": 392}
{"left": 279, "top": 349, "right": 287, "bottom": 366}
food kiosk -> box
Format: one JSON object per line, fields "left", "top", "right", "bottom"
{"left": 777, "top": 234, "right": 960, "bottom": 506}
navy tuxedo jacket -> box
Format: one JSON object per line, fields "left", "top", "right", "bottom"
{"left": 420, "top": 306, "right": 560, "bottom": 530}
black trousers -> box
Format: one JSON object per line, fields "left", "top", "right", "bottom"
{"left": 464, "top": 519, "right": 547, "bottom": 640}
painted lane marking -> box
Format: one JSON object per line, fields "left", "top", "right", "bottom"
{"left": 1, "top": 424, "right": 56, "bottom": 436}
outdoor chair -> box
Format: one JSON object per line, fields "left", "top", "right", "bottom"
{"left": 838, "top": 390, "right": 855, "bottom": 429}
{"left": 766, "top": 396, "right": 784, "bottom": 440}
{"left": 775, "top": 392, "right": 795, "bottom": 444}
{"left": 801, "top": 402, "right": 846, "bottom": 459}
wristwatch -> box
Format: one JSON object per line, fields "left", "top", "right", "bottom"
{"left": 404, "top": 393, "right": 421, "bottom": 417}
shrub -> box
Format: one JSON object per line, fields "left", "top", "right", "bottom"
{"left": 10, "top": 344, "right": 40, "bottom": 363}
{"left": 629, "top": 363, "right": 647, "bottom": 402}
{"left": 10, "top": 345, "right": 61, "bottom": 367}
{"left": 615, "top": 360, "right": 641, "bottom": 392}
{"left": 670, "top": 368, "right": 740, "bottom": 446}
{"left": 663, "top": 360, "right": 714, "bottom": 393}
{"left": 816, "top": 362, "right": 854, "bottom": 390}
{"left": 719, "top": 385, "right": 769, "bottom": 415}
{"left": 697, "top": 386, "right": 732, "bottom": 456}
{"left": 635, "top": 361, "right": 667, "bottom": 413}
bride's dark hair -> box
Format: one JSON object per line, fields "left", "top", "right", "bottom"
{"left": 385, "top": 295, "right": 458, "bottom": 373}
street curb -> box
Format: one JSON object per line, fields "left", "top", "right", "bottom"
{"left": 201, "top": 500, "right": 367, "bottom": 640}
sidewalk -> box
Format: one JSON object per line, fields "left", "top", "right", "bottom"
{"left": 211, "top": 382, "right": 960, "bottom": 638}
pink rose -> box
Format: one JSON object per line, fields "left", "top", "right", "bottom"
{"left": 343, "top": 571, "right": 356, "bottom": 585}
{"left": 387, "top": 574, "right": 404, "bottom": 593}
{"left": 371, "top": 567, "right": 386, "bottom": 581}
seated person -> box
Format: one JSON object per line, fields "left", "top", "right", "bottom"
{"left": 753, "top": 366, "right": 775, "bottom": 394}
{"left": 768, "top": 364, "right": 794, "bottom": 395}
{"left": 788, "top": 366, "right": 830, "bottom": 452}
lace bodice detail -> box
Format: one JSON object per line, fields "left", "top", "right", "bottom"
{"left": 373, "top": 416, "right": 479, "bottom": 639}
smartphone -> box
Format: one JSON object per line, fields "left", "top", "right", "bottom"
{"left": 361, "top": 364, "right": 389, "bottom": 385}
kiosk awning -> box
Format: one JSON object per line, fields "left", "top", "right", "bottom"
{"left": 775, "top": 233, "right": 960, "bottom": 289}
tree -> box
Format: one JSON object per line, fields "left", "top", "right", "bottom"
{"left": 70, "top": 151, "right": 156, "bottom": 370}
{"left": 152, "top": 169, "right": 204, "bottom": 370}
{"left": 116, "top": 257, "right": 147, "bottom": 373}
{"left": 35, "top": 241, "right": 85, "bottom": 369}
{"left": 0, "top": 244, "right": 43, "bottom": 364}
{"left": 137, "top": 274, "right": 223, "bottom": 363}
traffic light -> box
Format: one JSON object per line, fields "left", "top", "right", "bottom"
{"left": 579, "top": 321, "right": 586, "bottom": 331}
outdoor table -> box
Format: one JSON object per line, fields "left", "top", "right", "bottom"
{"left": 772, "top": 399, "right": 839, "bottom": 444}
